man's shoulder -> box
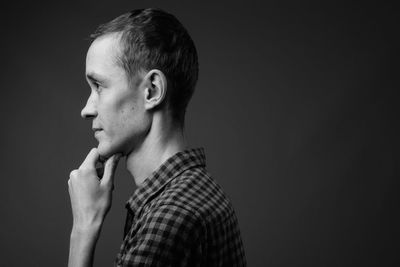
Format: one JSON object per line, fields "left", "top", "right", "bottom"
{"left": 146, "top": 167, "right": 236, "bottom": 225}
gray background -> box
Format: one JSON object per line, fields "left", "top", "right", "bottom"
{"left": 0, "top": 0, "right": 398, "bottom": 266}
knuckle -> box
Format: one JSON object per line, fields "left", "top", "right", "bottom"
{"left": 69, "top": 169, "right": 79, "bottom": 179}
{"left": 104, "top": 182, "right": 113, "bottom": 190}
{"left": 78, "top": 166, "right": 92, "bottom": 174}
{"left": 101, "top": 180, "right": 113, "bottom": 190}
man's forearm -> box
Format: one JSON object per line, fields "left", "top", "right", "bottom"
{"left": 68, "top": 224, "right": 101, "bottom": 267}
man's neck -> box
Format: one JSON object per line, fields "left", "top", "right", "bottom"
{"left": 125, "top": 119, "right": 186, "bottom": 186}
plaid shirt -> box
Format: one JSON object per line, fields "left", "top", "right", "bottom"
{"left": 115, "top": 148, "right": 246, "bottom": 266}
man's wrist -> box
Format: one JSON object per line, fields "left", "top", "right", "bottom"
{"left": 68, "top": 222, "right": 102, "bottom": 267}
{"left": 71, "top": 221, "right": 102, "bottom": 240}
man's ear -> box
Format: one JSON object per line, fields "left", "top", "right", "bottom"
{"left": 143, "top": 69, "right": 167, "bottom": 110}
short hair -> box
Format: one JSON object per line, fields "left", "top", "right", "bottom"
{"left": 90, "top": 8, "right": 199, "bottom": 125}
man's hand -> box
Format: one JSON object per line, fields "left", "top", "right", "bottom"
{"left": 68, "top": 148, "right": 121, "bottom": 267}
{"left": 69, "top": 148, "right": 121, "bottom": 229}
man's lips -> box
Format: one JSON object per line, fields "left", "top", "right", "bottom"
{"left": 93, "top": 128, "right": 103, "bottom": 137}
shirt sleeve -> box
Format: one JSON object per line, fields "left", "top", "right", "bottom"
{"left": 119, "top": 204, "right": 205, "bottom": 267}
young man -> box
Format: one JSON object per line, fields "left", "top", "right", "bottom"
{"left": 68, "top": 8, "right": 246, "bottom": 266}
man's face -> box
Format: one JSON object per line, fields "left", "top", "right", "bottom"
{"left": 82, "top": 33, "right": 149, "bottom": 158}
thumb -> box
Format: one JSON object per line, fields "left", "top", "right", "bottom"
{"left": 101, "top": 153, "right": 122, "bottom": 188}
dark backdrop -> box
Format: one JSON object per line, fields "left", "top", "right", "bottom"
{"left": 0, "top": 1, "right": 398, "bottom": 266}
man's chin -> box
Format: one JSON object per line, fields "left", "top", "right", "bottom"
{"left": 97, "top": 143, "right": 125, "bottom": 160}
{"left": 97, "top": 144, "right": 115, "bottom": 160}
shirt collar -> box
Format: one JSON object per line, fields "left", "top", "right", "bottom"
{"left": 126, "top": 147, "right": 206, "bottom": 214}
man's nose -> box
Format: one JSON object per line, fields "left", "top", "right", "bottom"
{"left": 81, "top": 94, "right": 97, "bottom": 119}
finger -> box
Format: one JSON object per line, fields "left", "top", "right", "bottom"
{"left": 101, "top": 154, "right": 122, "bottom": 188}
{"left": 79, "top": 148, "right": 100, "bottom": 170}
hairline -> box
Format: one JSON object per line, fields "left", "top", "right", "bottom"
{"left": 92, "top": 31, "right": 147, "bottom": 88}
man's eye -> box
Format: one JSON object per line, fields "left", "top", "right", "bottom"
{"left": 93, "top": 82, "right": 102, "bottom": 92}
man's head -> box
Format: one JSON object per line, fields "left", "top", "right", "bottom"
{"left": 81, "top": 8, "right": 198, "bottom": 157}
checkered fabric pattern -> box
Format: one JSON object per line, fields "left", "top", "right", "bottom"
{"left": 115, "top": 148, "right": 246, "bottom": 266}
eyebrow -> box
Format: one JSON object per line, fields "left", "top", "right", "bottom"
{"left": 86, "top": 72, "right": 106, "bottom": 84}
